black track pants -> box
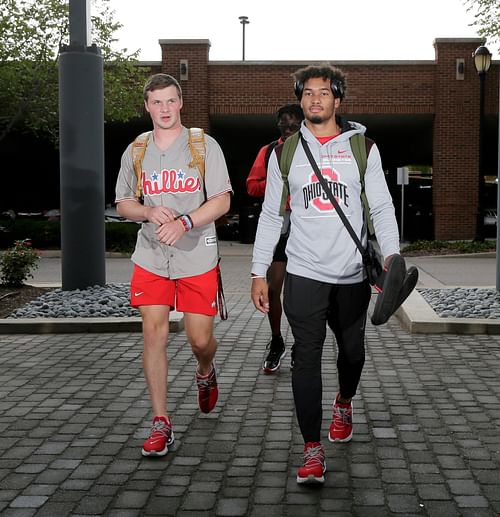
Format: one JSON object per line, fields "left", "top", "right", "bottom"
{"left": 283, "top": 273, "right": 371, "bottom": 443}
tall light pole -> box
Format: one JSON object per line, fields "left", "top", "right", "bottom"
{"left": 497, "top": 66, "right": 500, "bottom": 290}
{"left": 473, "top": 44, "right": 492, "bottom": 242}
{"left": 239, "top": 16, "right": 249, "bottom": 61}
{"left": 59, "top": 0, "right": 105, "bottom": 290}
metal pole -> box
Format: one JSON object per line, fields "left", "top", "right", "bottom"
{"left": 242, "top": 23, "right": 246, "bottom": 61}
{"left": 496, "top": 68, "right": 500, "bottom": 290}
{"left": 59, "top": 0, "right": 105, "bottom": 290}
{"left": 401, "top": 182, "right": 404, "bottom": 243}
{"left": 69, "top": 0, "right": 91, "bottom": 45}
{"left": 397, "top": 166, "right": 408, "bottom": 242}
{"left": 475, "top": 71, "right": 486, "bottom": 241}
{"left": 239, "top": 16, "right": 249, "bottom": 61}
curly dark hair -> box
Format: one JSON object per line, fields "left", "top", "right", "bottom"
{"left": 276, "top": 103, "right": 304, "bottom": 122}
{"left": 293, "top": 64, "right": 347, "bottom": 101}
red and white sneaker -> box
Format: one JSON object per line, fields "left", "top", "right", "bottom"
{"left": 296, "top": 441, "right": 326, "bottom": 484}
{"left": 328, "top": 394, "right": 353, "bottom": 443}
{"left": 196, "top": 363, "right": 218, "bottom": 414}
{"left": 142, "top": 416, "right": 174, "bottom": 457}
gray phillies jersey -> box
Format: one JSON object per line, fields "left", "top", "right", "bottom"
{"left": 252, "top": 121, "right": 400, "bottom": 284}
{"left": 115, "top": 127, "right": 232, "bottom": 279}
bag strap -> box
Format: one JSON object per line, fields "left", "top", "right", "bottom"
{"left": 131, "top": 131, "right": 152, "bottom": 198}
{"left": 216, "top": 260, "right": 228, "bottom": 320}
{"left": 299, "top": 135, "right": 371, "bottom": 265}
{"left": 131, "top": 128, "right": 206, "bottom": 199}
{"left": 350, "top": 133, "right": 367, "bottom": 178}
{"left": 276, "top": 131, "right": 300, "bottom": 216}
{"left": 188, "top": 127, "right": 206, "bottom": 180}
{"left": 276, "top": 130, "right": 373, "bottom": 226}
{"left": 264, "top": 140, "right": 279, "bottom": 170}
{"left": 187, "top": 128, "right": 226, "bottom": 303}
{"left": 350, "top": 133, "right": 375, "bottom": 237}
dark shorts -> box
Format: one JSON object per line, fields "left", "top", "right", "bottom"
{"left": 272, "top": 232, "right": 289, "bottom": 263}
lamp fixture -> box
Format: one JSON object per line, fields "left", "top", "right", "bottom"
{"left": 473, "top": 45, "right": 492, "bottom": 75}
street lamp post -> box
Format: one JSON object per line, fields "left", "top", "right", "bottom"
{"left": 239, "top": 16, "right": 249, "bottom": 61}
{"left": 59, "top": 0, "right": 105, "bottom": 290}
{"left": 497, "top": 69, "right": 500, "bottom": 291}
{"left": 473, "top": 44, "right": 492, "bottom": 242}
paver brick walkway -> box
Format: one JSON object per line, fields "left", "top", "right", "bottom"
{"left": 1, "top": 251, "right": 500, "bottom": 516}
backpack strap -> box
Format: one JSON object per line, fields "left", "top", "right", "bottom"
{"left": 188, "top": 127, "right": 206, "bottom": 181}
{"left": 130, "top": 128, "right": 206, "bottom": 199}
{"left": 275, "top": 131, "right": 375, "bottom": 234}
{"left": 275, "top": 131, "right": 300, "bottom": 216}
{"left": 131, "top": 131, "right": 152, "bottom": 198}
{"left": 350, "top": 133, "right": 375, "bottom": 237}
{"left": 264, "top": 140, "right": 279, "bottom": 170}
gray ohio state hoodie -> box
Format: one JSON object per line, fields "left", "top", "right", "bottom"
{"left": 251, "top": 119, "right": 400, "bottom": 284}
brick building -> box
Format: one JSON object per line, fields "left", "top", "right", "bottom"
{"left": 145, "top": 37, "right": 499, "bottom": 241}
{"left": 1, "top": 37, "right": 496, "bottom": 242}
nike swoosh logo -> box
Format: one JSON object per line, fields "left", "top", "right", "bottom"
{"left": 338, "top": 149, "right": 347, "bottom": 154}
{"left": 134, "top": 292, "right": 144, "bottom": 297}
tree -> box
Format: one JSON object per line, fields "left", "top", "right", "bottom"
{"left": 0, "top": 0, "right": 148, "bottom": 144}
{"left": 465, "top": 0, "right": 500, "bottom": 50}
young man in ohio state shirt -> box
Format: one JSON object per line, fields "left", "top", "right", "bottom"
{"left": 115, "top": 73, "right": 232, "bottom": 458}
{"left": 251, "top": 65, "right": 400, "bottom": 484}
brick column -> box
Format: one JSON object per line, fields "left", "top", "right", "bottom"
{"left": 159, "top": 39, "right": 211, "bottom": 131}
{"left": 433, "top": 38, "right": 483, "bottom": 240}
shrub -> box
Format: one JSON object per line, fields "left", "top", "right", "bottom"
{"left": 0, "top": 220, "right": 140, "bottom": 253}
{"left": 105, "top": 222, "right": 139, "bottom": 253}
{"left": 0, "top": 239, "right": 40, "bottom": 286}
{"left": 402, "top": 239, "right": 496, "bottom": 254}
{"left": 1, "top": 220, "right": 61, "bottom": 249}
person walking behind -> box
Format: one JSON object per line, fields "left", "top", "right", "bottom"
{"left": 251, "top": 64, "right": 400, "bottom": 483}
{"left": 115, "top": 73, "right": 232, "bottom": 457}
{"left": 246, "top": 104, "right": 303, "bottom": 373}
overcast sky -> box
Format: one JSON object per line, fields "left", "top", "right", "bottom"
{"left": 108, "top": 0, "right": 492, "bottom": 62}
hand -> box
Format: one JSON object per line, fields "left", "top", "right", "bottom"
{"left": 384, "top": 253, "right": 400, "bottom": 269}
{"left": 156, "top": 219, "right": 185, "bottom": 246}
{"left": 251, "top": 277, "right": 269, "bottom": 313}
{"left": 144, "top": 206, "right": 176, "bottom": 225}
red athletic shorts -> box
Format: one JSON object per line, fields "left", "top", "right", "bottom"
{"left": 130, "top": 264, "right": 218, "bottom": 316}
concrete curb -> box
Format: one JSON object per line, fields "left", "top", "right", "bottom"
{"left": 5, "top": 290, "right": 499, "bottom": 335}
{"left": 0, "top": 313, "right": 184, "bottom": 334}
{"left": 3, "top": 249, "right": 499, "bottom": 334}
{"left": 396, "top": 288, "right": 500, "bottom": 334}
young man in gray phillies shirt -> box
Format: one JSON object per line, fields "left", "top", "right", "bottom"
{"left": 115, "top": 74, "right": 232, "bottom": 458}
{"left": 251, "top": 64, "right": 400, "bottom": 484}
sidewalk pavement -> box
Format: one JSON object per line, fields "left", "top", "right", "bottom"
{"left": 10, "top": 244, "right": 500, "bottom": 335}
{"left": 0, "top": 243, "right": 499, "bottom": 516}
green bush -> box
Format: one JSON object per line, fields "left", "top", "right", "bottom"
{"left": 0, "top": 239, "right": 40, "bottom": 286}
{"left": 402, "top": 239, "right": 496, "bottom": 254}
{"left": 0, "top": 220, "right": 139, "bottom": 253}
{"left": 1, "top": 220, "right": 61, "bottom": 249}
{"left": 105, "top": 222, "right": 139, "bottom": 253}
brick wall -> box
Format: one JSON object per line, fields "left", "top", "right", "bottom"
{"left": 433, "top": 40, "right": 480, "bottom": 239}
{"left": 155, "top": 38, "right": 499, "bottom": 240}
{"left": 159, "top": 40, "right": 211, "bottom": 130}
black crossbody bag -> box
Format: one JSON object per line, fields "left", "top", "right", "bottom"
{"left": 300, "top": 135, "right": 382, "bottom": 285}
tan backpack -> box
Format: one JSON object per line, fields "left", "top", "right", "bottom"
{"left": 131, "top": 128, "right": 206, "bottom": 198}
{"left": 130, "top": 127, "right": 227, "bottom": 321}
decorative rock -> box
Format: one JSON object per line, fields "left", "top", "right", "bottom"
{"left": 420, "top": 287, "right": 500, "bottom": 319}
{"left": 8, "top": 283, "right": 140, "bottom": 319}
